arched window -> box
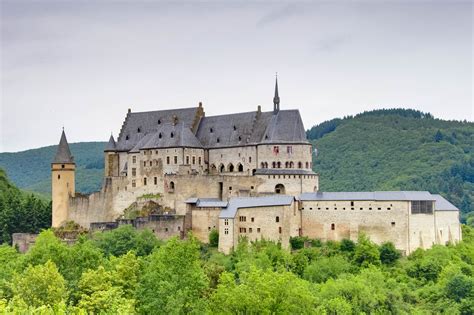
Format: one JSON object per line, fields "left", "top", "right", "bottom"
{"left": 219, "top": 164, "right": 225, "bottom": 173}
{"left": 238, "top": 163, "right": 243, "bottom": 172}
{"left": 169, "top": 181, "right": 175, "bottom": 191}
{"left": 285, "top": 162, "right": 289, "bottom": 168}
{"left": 228, "top": 163, "right": 234, "bottom": 172}
{"left": 261, "top": 162, "right": 265, "bottom": 168}
{"left": 290, "top": 161, "right": 294, "bottom": 168}
{"left": 277, "top": 161, "right": 281, "bottom": 168}
{"left": 272, "top": 162, "right": 276, "bottom": 168}
{"left": 275, "top": 184, "right": 285, "bottom": 194}
{"left": 305, "top": 162, "right": 309, "bottom": 169}
{"left": 298, "top": 162, "right": 302, "bottom": 169}
{"left": 265, "top": 162, "right": 268, "bottom": 168}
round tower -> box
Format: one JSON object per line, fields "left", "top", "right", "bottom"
{"left": 51, "top": 129, "right": 75, "bottom": 227}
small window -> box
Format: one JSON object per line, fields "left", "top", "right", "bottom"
{"left": 378, "top": 207, "right": 382, "bottom": 210}
{"left": 224, "top": 228, "right": 229, "bottom": 235}
{"left": 132, "top": 179, "right": 136, "bottom": 187}
{"left": 57, "top": 174, "right": 61, "bottom": 179}
{"left": 178, "top": 226, "right": 181, "bottom": 231}
{"left": 331, "top": 223, "right": 335, "bottom": 230}
{"left": 143, "top": 177, "right": 147, "bottom": 186}
{"left": 192, "top": 156, "right": 196, "bottom": 164}
{"left": 249, "top": 228, "right": 253, "bottom": 233}
{"left": 137, "top": 127, "right": 141, "bottom": 133}
{"left": 238, "top": 136, "right": 242, "bottom": 141}
{"left": 126, "top": 135, "right": 129, "bottom": 140}
{"left": 158, "top": 119, "right": 161, "bottom": 124}
{"left": 166, "top": 156, "right": 170, "bottom": 164}
{"left": 233, "top": 125, "right": 237, "bottom": 131}
{"left": 165, "top": 228, "right": 168, "bottom": 232}
{"left": 249, "top": 157, "right": 252, "bottom": 163}
{"left": 170, "top": 132, "right": 174, "bottom": 138}
{"left": 257, "top": 228, "right": 261, "bottom": 233}
{"left": 273, "top": 146, "right": 279, "bottom": 154}
{"left": 278, "top": 227, "right": 282, "bottom": 234}
{"left": 198, "top": 157, "right": 202, "bottom": 165}
{"left": 369, "top": 207, "right": 372, "bottom": 210}
{"left": 360, "top": 207, "right": 363, "bottom": 210}
{"left": 391, "top": 222, "right": 396, "bottom": 227}
{"left": 132, "top": 156, "right": 137, "bottom": 163}
{"left": 350, "top": 201, "right": 354, "bottom": 206}
{"left": 229, "top": 186, "right": 232, "bottom": 190}
{"left": 186, "top": 156, "right": 189, "bottom": 164}
{"left": 154, "top": 177, "right": 157, "bottom": 185}
{"left": 276, "top": 216, "right": 279, "bottom": 223}
{"left": 174, "top": 156, "right": 178, "bottom": 164}
{"left": 224, "top": 219, "right": 229, "bottom": 226}
{"left": 61, "top": 164, "right": 65, "bottom": 169}
{"left": 251, "top": 217, "right": 254, "bottom": 222}
{"left": 387, "top": 207, "right": 391, "bottom": 210}
{"left": 216, "top": 138, "right": 220, "bottom": 143}
{"left": 159, "top": 133, "right": 162, "bottom": 139}
{"left": 132, "top": 168, "right": 137, "bottom": 176}
{"left": 210, "top": 128, "right": 213, "bottom": 133}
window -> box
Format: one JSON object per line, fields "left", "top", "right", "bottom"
{"left": 216, "top": 138, "right": 220, "bottom": 143}
{"left": 158, "top": 133, "right": 162, "bottom": 139}
{"left": 350, "top": 201, "right": 354, "bottom": 206}
{"left": 249, "top": 228, "right": 253, "bottom": 233}
{"left": 210, "top": 128, "right": 213, "bottom": 133}
{"left": 61, "top": 164, "right": 65, "bottom": 169}
{"left": 279, "top": 227, "right": 282, "bottom": 234}
{"left": 331, "top": 223, "right": 335, "bottom": 230}
{"left": 224, "top": 228, "right": 229, "bottom": 235}
{"left": 273, "top": 146, "right": 279, "bottom": 154}
{"left": 198, "top": 157, "right": 202, "bottom": 165}
{"left": 186, "top": 156, "right": 189, "bottom": 164}
{"left": 224, "top": 219, "right": 229, "bottom": 226}
{"left": 238, "top": 136, "right": 242, "bottom": 141}
{"left": 411, "top": 201, "right": 433, "bottom": 214}
{"left": 391, "top": 222, "right": 396, "bottom": 227}
{"left": 132, "top": 168, "right": 137, "bottom": 176}
{"left": 239, "top": 227, "right": 247, "bottom": 233}
{"left": 137, "top": 127, "right": 141, "bottom": 133}
{"left": 287, "top": 146, "right": 293, "bottom": 154}
{"left": 257, "top": 228, "right": 261, "bottom": 233}
{"left": 158, "top": 119, "right": 161, "bottom": 124}
{"left": 132, "top": 180, "right": 136, "bottom": 188}
{"left": 126, "top": 135, "right": 129, "bottom": 140}
{"left": 165, "top": 228, "right": 168, "bottom": 232}
{"left": 276, "top": 216, "right": 279, "bottom": 223}
{"left": 192, "top": 156, "right": 196, "bottom": 164}
{"left": 57, "top": 174, "right": 61, "bottom": 179}
{"left": 229, "top": 186, "right": 232, "bottom": 190}
{"left": 233, "top": 125, "right": 237, "bottom": 131}
{"left": 154, "top": 177, "right": 157, "bottom": 185}
{"left": 238, "top": 164, "right": 243, "bottom": 172}
{"left": 239, "top": 216, "right": 246, "bottom": 222}
{"left": 132, "top": 156, "right": 136, "bottom": 164}
{"left": 143, "top": 161, "right": 146, "bottom": 167}
{"left": 251, "top": 217, "right": 254, "bottom": 222}
{"left": 143, "top": 177, "right": 147, "bottom": 186}
{"left": 174, "top": 156, "right": 178, "bottom": 164}
{"left": 170, "top": 132, "right": 174, "bottom": 138}
{"left": 249, "top": 157, "right": 252, "bottom": 163}
{"left": 169, "top": 181, "right": 175, "bottom": 190}
{"left": 298, "top": 162, "right": 302, "bottom": 168}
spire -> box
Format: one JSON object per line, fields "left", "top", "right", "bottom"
{"left": 273, "top": 73, "right": 280, "bottom": 114}
{"left": 104, "top": 134, "right": 117, "bottom": 152}
{"left": 53, "top": 130, "right": 74, "bottom": 164}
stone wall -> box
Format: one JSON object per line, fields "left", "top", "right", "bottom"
{"left": 12, "top": 233, "right": 38, "bottom": 253}
{"left": 256, "top": 144, "right": 313, "bottom": 170}
{"left": 191, "top": 206, "right": 221, "bottom": 243}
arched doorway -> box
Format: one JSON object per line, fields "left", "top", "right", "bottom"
{"left": 275, "top": 184, "right": 285, "bottom": 194}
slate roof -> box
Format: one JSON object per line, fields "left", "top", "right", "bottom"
{"left": 433, "top": 194, "right": 459, "bottom": 211}
{"left": 185, "top": 198, "right": 229, "bottom": 208}
{"left": 299, "top": 191, "right": 436, "bottom": 201}
{"left": 219, "top": 195, "right": 294, "bottom": 219}
{"left": 104, "top": 135, "right": 117, "bottom": 152}
{"left": 114, "top": 106, "right": 309, "bottom": 152}
{"left": 53, "top": 130, "right": 74, "bottom": 163}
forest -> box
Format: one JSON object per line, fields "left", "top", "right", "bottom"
{"left": 0, "top": 224, "right": 473, "bottom": 314}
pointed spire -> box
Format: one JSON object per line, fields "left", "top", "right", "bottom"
{"left": 105, "top": 133, "right": 117, "bottom": 152}
{"left": 53, "top": 130, "right": 74, "bottom": 164}
{"left": 273, "top": 73, "right": 280, "bottom": 114}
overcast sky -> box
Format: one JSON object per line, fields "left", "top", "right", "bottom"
{"left": 1, "top": 0, "right": 472, "bottom": 153}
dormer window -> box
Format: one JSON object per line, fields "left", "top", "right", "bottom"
{"left": 158, "top": 133, "right": 162, "bottom": 139}
{"left": 210, "top": 128, "right": 213, "bottom": 133}
{"left": 170, "top": 132, "right": 174, "bottom": 138}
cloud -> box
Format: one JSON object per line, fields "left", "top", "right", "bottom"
{"left": 313, "top": 34, "right": 351, "bottom": 53}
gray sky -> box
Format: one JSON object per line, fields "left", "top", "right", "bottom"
{"left": 1, "top": 0, "right": 472, "bottom": 152}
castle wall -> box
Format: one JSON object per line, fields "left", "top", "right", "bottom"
{"left": 256, "top": 174, "right": 318, "bottom": 195}
{"left": 208, "top": 146, "right": 257, "bottom": 175}
{"left": 435, "top": 210, "right": 462, "bottom": 245}
{"left": 300, "top": 200, "right": 410, "bottom": 253}
{"left": 257, "top": 144, "right": 313, "bottom": 170}
{"left": 218, "top": 218, "right": 234, "bottom": 254}
{"left": 134, "top": 215, "right": 185, "bottom": 240}
{"left": 191, "top": 207, "right": 221, "bottom": 243}
{"left": 408, "top": 206, "right": 436, "bottom": 252}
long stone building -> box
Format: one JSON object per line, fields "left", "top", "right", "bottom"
{"left": 51, "top": 79, "right": 461, "bottom": 254}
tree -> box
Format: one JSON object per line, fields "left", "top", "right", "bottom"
{"left": 353, "top": 234, "right": 381, "bottom": 267}
{"left": 10, "top": 261, "right": 67, "bottom": 308}
{"left": 137, "top": 237, "right": 209, "bottom": 314}
{"left": 379, "top": 242, "right": 401, "bottom": 265}
{"left": 434, "top": 130, "right": 444, "bottom": 142}
{"left": 303, "top": 255, "right": 352, "bottom": 283}
{"left": 209, "top": 229, "right": 219, "bottom": 248}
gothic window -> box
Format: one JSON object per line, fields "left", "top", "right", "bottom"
{"left": 238, "top": 164, "right": 243, "bottom": 172}
{"left": 305, "top": 162, "right": 309, "bottom": 169}
{"left": 272, "top": 162, "right": 276, "bottom": 168}
{"left": 290, "top": 161, "right": 294, "bottom": 168}
{"left": 228, "top": 164, "right": 234, "bottom": 172}
{"left": 277, "top": 161, "right": 281, "bottom": 168}
{"left": 285, "top": 162, "right": 289, "bottom": 168}
{"left": 261, "top": 162, "right": 265, "bottom": 168}
{"left": 169, "top": 181, "right": 175, "bottom": 190}
{"left": 219, "top": 164, "right": 225, "bottom": 173}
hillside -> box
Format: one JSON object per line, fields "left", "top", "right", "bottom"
{"left": 0, "top": 142, "right": 107, "bottom": 197}
{"left": 308, "top": 109, "right": 473, "bottom": 222}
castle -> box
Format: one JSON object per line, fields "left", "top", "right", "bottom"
{"left": 51, "top": 79, "right": 461, "bottom": 254}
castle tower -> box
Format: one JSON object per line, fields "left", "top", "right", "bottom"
{"left": 51, "top": 129, "right": 75, "bottom": 228}
{"left": 104, "top": 134, "right": 119, "bottom": 177}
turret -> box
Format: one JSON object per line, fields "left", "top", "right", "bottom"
{"left": 51, "top": 129, "right": 75, "bottom": 227}
{"left": 104, "top": 134, "right": 119, "bottom": 177}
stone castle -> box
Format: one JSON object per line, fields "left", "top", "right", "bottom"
{"left": 51, "top": 79, "right": 461, "bottom": 254}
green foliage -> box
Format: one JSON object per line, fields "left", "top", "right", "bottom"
{"left": 209, "top": 229, "right": 219, "bottom": 248}
{"left": 0, "top": 222, "right": 472, "bottom": 314}
{"left": 289, "top": 236, "right": 308, "bottom": 250}
{"left": 93, "top": 225, "right": 161, "bottom": 257}
{"left": 0, "top": 169, "right": 51, "bottom": 244}
{"left": 137, "top": 237, "right": 209, "bottom": 314}
{"left": 379, "top": 242, "right": 401, "bottom": 265}
{"left": 11, "top": 260, "right": 67, "bottom": 308}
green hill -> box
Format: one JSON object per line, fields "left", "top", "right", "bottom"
{"left": 0, "top": 142, "right": 107, "bottom": 198}
{"left": 308, "top": 109, "right": 473, "bottom": 222}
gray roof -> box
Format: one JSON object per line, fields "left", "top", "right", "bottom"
{"left": 219, "top": 195, "right": 294, "bottom": 219}
{"left": 116, "top": 107, "right": 199, "bottom": 151}
{"left": 104, "top": 134, "right": 117, "bottom": 152}
{"left": 299, "top": 191, "right": 435, "bottom": 201}
{"left": 115, "top": 106, "right": 309, "bottom": 152}
{"left": 185, "top": 198, "right": 228, "bottom": 208}
{"left": 255, "top": 169, "right": 317, "bottom": 176}
{"left": 433, "top": 194, "right": 459, "bottom": 211}
{"left": 53, "top": 130, "right": 74, "bottom": 164}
